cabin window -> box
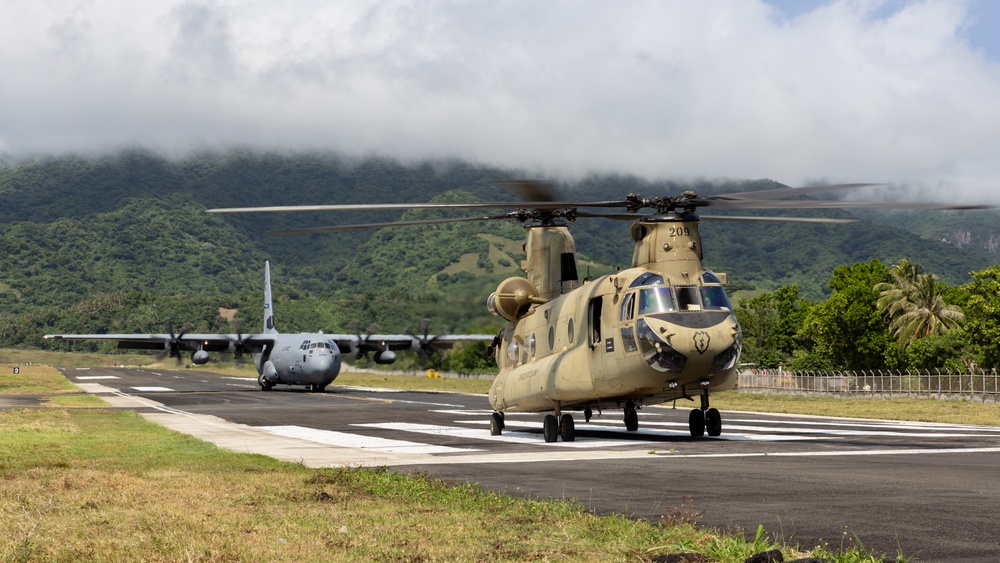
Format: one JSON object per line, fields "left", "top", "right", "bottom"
{"left": 548, "top": 326, "right": 555, "bottom": 350}
{"left": 507, "top": 339, "right": 520, "bottom": 362}
{"left": 567, "top": 318, "right": 575, "bottom": 344}
{"left": 638, "top": 287, "right": 675, "bottom": 315}
{"left": 527, "top": 334, "right": 536, "bottom": 358}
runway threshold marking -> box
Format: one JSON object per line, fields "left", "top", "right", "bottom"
{"left": 131, "top": 386, "right": 175, "bottom": 392}
{"left": 257, "top": 425, "right": 481, "bottom": 454}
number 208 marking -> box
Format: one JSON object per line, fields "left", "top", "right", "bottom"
{"left": 669, "top": 227, "right": 690, "bottom": 236}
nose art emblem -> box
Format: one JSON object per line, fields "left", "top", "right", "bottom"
{"left": 693, "top": 331, "right": 710, "bottom": 354}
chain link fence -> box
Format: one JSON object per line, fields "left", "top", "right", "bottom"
{"left": 737, "top": 368, "right": 1000, "bottom": 403}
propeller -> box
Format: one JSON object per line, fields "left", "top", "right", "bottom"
{"left": 228, "top": 319, "right": 248, "bottom": 363}
{"left": 350, "top": 322, "right": 383, "bottom": 362}
{"left": 164, "top": 320, "right": 194, "bottom": 364}
{"left": 409, "top": 318, "right": 443, "bottom": 369}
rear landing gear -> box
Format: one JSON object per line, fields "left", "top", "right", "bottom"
{"left": 490, "top": 412, "right": 505, "bottom": 436}
{"left": 624, "top": 400, "right": 639, "bottom": 432}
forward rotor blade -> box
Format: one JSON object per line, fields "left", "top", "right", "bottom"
{"left": 711, "top": 183, "right": 881, "bottom": 201}
{"left": 264, "top": 214, "right": 511, "bottom": 235}
{"left": 209, "top": 199, "right": 626, "bottom": 214}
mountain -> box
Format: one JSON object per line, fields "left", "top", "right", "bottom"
{"left": 1, "top": 149, "right": 996, "bottom": 348}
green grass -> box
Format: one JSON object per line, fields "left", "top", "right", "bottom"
{"left": 0, "top": 363, "right": 899, "bottom": 562}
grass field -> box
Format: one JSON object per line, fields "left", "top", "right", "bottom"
{"left": 0, "top": 360, "right": 917, "bottom": 561}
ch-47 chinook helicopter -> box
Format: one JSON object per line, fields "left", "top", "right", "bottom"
{"left": 209, "top": 182, "right": 994, "bottom": 441}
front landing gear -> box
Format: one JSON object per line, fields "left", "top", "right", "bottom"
{"left": 689, "top": 391, "right": 722, "bottom": 437}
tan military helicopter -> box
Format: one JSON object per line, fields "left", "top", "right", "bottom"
{"left": 209, "top": 182, "right": 993, "bottom": 442}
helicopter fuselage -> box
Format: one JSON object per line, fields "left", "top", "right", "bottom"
{"left": 488, "top": 216, "right": 741, "bottom": 415}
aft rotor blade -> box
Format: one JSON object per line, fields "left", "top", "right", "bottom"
{"left": 699, "top": 215, "right": 856, "bottom": 223}
{"left": 705, "top": 199, "right": 998, "bottom": 211}
{"left": 264, "top": 214, "right": 511, "bottom": 235}
{"left": 711, "top": 183, "right": 880, "bottom": 201}
{"left": 575, "top": 210, "right": 856, "bottom": 223}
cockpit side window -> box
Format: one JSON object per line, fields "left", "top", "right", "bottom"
{"left": 621, "top": 292, "right": 636, "bottom": 321}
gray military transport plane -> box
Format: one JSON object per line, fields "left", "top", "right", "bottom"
{"left": 45, "top": 261, "right": 493, "bottom": 392}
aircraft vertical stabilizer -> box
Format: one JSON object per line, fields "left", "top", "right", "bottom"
{"left": 264, "top": 261, "right": 276, "bottom": 334}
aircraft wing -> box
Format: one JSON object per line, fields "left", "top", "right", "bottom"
{"left": 43, "top": 333, "right": 277, "bottom": 354}
{"left": 329, "top": 333, "right": 495, "bottom": 354}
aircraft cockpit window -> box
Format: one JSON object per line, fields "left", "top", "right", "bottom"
{"left": 701, "top": 285, "right": 732, "bottom": 311}
{"left": 675, "top": 286, "right": 702, "bottom": 311}
{"left": 701, "top": 271, "right": 723, "bottom": 285}
{"left": 621, "top": 292, "right": 636, "bottom": 321}
{"left": 638, "top": 287, "right": 675, "bottom": 315}
{"left": 629, "top": 272, "right": 665, "bottom": 289}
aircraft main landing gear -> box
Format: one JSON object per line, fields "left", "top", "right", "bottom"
{"left": 624, "top": 400, "right": 639, "bottom": 432}
{"left": 490, "top": 412, "right": 505, "bottom": 436}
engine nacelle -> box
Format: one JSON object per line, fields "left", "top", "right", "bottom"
{"left": 487, "top": 277, "right": 539, "bottom": 321}
{"left": 191, "top": 350, "right": 210, "bottom": 365}
{"left": 374, "top": 350, "right": 397, "bottom": 365}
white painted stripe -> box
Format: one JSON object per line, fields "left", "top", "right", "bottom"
{"left": 131, "top": 386, "right": 174, "bottom": 392}
{"left": 355, "top": 422, "right": 599, "bottom": 446}
{"left": 76, "top": 376, "right": 119, "bottom": 380}
{"left": 258, "top": 425, "right": 477, "bottom": 454}
{"left": 75, "top": 367, "right": 91, "bottom": 370}
{"left": 460, "top": 420, "right": 831, "bottom": 443}
{"left": 652, "top": 447, "right": 1000, "bottom": 459}
{"left": 223, "top": 377, "right": 257, "bottom": 381}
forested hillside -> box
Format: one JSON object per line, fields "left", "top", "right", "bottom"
{"left": 1, "top": 149, "right": 997, "bottom": 353}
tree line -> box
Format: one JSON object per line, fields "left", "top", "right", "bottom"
{"left": 735, "top": 259, "right": 1000, "bottom": 371}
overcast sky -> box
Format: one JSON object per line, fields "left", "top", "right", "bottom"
{"left": 2, "top": 0, "right": 999, "bottom": 199}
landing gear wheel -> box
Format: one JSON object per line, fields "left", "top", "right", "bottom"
{"left": 624, "top": 401, "right": 639, "bottom": 432}
{"left": 559, "top": 414, "right": 576, "bottom": 442}
{"left": 584, "top": 407, "right": 593, "bottom": 422}
{"left": 542, "top": 414, "right": 558, "bottom": 443}
{"left": 705, "top": 408, "right": 722, "bottom": 437}
{"left": 689, "top": 408, "right": 706, "bottom": 437}
{"left": 258, "top": 375, "right": 273, "bottom": 391}
{"left": 490, "top": 412, "right": 504, "bottom": 436}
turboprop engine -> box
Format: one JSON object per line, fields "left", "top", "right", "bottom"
{"left": 191, "top": 350, "right": 210, "bottom": 365}
{"left": 373, "top": 350, "right": 397, "bottom": 364}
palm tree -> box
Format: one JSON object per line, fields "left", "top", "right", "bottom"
{"left": 875, "top": 260, "right": 964, "bottom": 348}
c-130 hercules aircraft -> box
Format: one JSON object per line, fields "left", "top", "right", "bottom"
{"left": 209, "top": 183, "right": 994, "bottom": 440}
{"left": 46, "top": 261, "right": 491, "bottom": 392}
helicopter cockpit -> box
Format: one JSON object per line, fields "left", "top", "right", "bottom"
{"left": 626, "top": 270, "right": 737, "bottom": 374}
{"left": 626, "top": 271, "right": 733, "bottom": 316}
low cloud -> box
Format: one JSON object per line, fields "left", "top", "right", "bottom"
{"left": 2, "top": 1, "right": 999, "bottom": 201}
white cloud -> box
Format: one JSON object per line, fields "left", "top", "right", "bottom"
{"left": 2, "top": 0, "right": 999, "bottom": 200}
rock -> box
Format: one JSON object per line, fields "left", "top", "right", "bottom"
{"left": 745, "top": 550, "right": 783, "bottom": 563}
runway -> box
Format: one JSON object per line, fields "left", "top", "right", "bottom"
{"left": 52, "top": 367, "right": 1000, "bottom": 561}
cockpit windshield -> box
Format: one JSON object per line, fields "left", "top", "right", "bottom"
{"left": 638, "top": 287, "right": 675, "bottom": 315}
{"left": 701, "top": 285, "right": 731, "bottom": 311}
